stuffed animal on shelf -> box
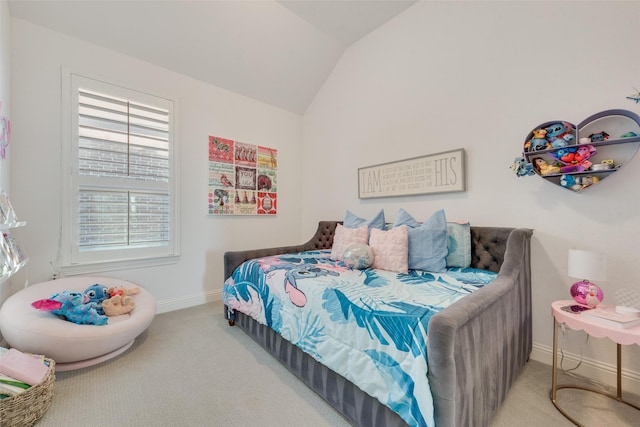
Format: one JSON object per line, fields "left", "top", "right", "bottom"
{"left": 31, "top": 290, "right": 108, "bottom": 325}
{"left": 102, "top": 286, "right": 140, "bottom": 316}
{"left": 531, "top": 157, "right": 560, "bottom": 176}
{"left": 574, "top": 144, "right": 597, "bottom": 171}
{"left": 589, "top": 131, "right": 609, "bottom": 142}
{"left": 560, "top": 174, "right": 600, "bottom": 191}
{"left": 527, "top": 128, "right": 549, "bottom": 151}
{"left": 551, "top": 147, "right": 577, "bottom": 172}
{"left": 591, "top": 159, "right": 616, "bottom": 171}
{"left": 545, "top": 122, "right": 575, "bottom": 147}
{"left": 84, "top": 284, "right": 111, "bottom": 315}
{"left": 560, "top": 174, "right": 580, "bottom": 191}
{"left": 551, "top": 145, "right": 595, "bottom": 173}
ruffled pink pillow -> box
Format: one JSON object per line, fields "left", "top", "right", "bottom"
{"left": 330, "top": 224, "right": 369, "bottom": 261}
{"left": 369, "top": 226, "right": 409, "bottom": 274}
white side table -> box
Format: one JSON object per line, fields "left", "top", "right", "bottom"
{"left": 550, "top": 300, "right": 640, "bottom": 426}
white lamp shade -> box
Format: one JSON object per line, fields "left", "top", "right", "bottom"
{"left": 568, "top": 249, "right": 607, "bottom": 282}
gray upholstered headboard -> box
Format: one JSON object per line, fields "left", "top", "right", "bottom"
{"left": 224, "top": 221, "right": 514, "bottom": 280}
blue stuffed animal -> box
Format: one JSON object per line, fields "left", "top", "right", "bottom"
{"left": 546, "top": 122, "right": 575, "bottom": 147}
{"left": 84, "top": 284, "right": 111, "bottom": 315}
{"left": 560, "top": 174, "right": 600, "bottom": 191}
{"left": 32, "top": 290, "right": 108, "bottom": 325}
{"left": 511, "top": 157, "right": 534, "bottom": 177}
{"left": 527, "top": 128, "right": 549, "bottom": 151}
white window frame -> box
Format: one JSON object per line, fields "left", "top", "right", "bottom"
{"left": 61, "top": 70, "right": 179, "bottom": 275}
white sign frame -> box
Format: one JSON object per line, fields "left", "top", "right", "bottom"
{"left": 358, "top": 149, "right": 466, "bottom": 199}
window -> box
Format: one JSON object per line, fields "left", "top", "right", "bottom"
{"left": 61, "top": 72, "right": 179, "bottom": 273}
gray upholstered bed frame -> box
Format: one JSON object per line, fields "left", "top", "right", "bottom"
{"left": 224, "top": 221, "right": 533, "bottom": 427}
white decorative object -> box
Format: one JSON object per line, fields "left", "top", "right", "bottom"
{"left": 0, "top": 189, "right": 27, "bottom": 286}
{"left": 343, "top": 243, "right": 375, "bottom": 270}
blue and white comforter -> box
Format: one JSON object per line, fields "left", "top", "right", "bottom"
{"left": 222, "top": 250, "right": 497, "bottom": 427}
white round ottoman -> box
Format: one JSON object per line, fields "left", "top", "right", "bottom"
{"left": 0, "top": 277, "right": 156, "bottom": 371}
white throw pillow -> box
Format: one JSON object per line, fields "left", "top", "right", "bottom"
{"left": 369, "top": 226, "right": 409, "bottom": 274}
{"left": 330, "top": 224, "right": 369, "bottom": 261}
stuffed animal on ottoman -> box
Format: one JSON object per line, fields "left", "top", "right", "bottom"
{"left": 31, "top": 290, "right": 108, "bottom": 325}
{"left": 83, "top": 284, "right": 111, "bottom": 315}
{"left": 102, "top": 286, "right": 140, "bottom": 316}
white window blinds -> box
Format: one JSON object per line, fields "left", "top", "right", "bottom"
{"left": 77, "top": 89, "right": 170, "bottom": 251}
{"left": 62, "top": 72, "right": 178, "bottom": 272}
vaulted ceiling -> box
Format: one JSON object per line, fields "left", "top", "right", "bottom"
{"left": 8, "top": 0, "right": 417, "bottom": 114}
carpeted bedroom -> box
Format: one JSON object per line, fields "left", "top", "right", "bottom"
{"left": 1, "top": 1, "right": 640, "bottom": 426}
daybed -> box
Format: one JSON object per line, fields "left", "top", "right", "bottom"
{"left": 223, "top": 220, "right": 532, "bottom": 427}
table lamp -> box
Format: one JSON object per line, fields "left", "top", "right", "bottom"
{"left": 568, "top": 249, "right": 606, "bottom": 308}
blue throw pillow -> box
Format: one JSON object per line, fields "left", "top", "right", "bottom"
{"left": 393, "top": 208, "right": 448, "bottom": 272}
{"left": 344, "top": 209, "right": 386, "bottom": 232}
{"left": 446, "top": 222, "right": 471, "bottom": 268}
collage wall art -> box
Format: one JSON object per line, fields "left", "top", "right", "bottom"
{"left": 208, "top": 135, "right": 277, "bottom": 215}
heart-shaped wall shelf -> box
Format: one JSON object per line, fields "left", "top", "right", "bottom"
{"left": 521, "top": 109, "right": 640, "bottom": 192}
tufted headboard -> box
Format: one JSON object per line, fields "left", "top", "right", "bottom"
{"left": 224, "top": 221, "right": 517, "bottom": 279}
{"left": 469, "top": 226, "right": 513, "bottom": 272}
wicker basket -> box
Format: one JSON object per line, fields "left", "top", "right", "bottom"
{"left": 0, "top": 358, "right": 56, "bottom": 427}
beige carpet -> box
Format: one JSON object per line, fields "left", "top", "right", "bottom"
{"left": 35, "top": 301, "right": 638, "bottom": 426}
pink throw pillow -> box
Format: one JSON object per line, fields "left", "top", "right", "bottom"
{"left": 330, "top": 224, "right": 369, "bottom": 261}
{"left": 370, "top": 226, "right": 409, "bottom": 274}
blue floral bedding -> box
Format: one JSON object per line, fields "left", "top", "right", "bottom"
{"left": 222, "top": 250, "right": 497, "bottom": 427}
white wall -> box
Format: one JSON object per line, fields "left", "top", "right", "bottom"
{"left": 0, "top": 0, "right": 8, "bottom": 188}
{"left": 302, "top": 1, "right": 640, "bottom": 389}
{"left": 0, "top": 0, "right": 11, "bottom": 305}
{"left": 9, "top": 18, "right": 305, "bottom": 311}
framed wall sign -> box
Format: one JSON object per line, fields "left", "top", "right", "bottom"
{"left": 358, "top": 148, "right": 465, "bottom": 199}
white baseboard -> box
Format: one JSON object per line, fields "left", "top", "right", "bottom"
{"left": 530, "top": 341, "right": 640, "bottom": 395}
{"left": 155, "top": 289, "right": 222, "bottom": 314}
